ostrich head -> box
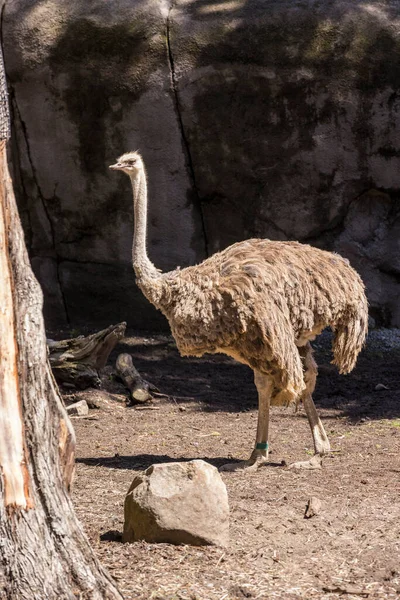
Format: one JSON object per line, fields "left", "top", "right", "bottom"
{"left": 109, "top": 151, "right": 143, "bottom": 175}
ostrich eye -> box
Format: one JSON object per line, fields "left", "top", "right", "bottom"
{"left": 127, "top": 159, "right": 136, "bottom": 165}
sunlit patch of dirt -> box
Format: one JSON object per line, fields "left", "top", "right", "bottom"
{"left": 68, "top": 329, "right": 400, "bottom": 599}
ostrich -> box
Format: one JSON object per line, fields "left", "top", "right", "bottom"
{"left": 110, "top": 152, "right": 368, "bottom": 471}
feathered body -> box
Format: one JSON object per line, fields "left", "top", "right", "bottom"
{"left": 110, "top": 151, "right": 367, "bottom": 413}
{"left": 138, "top": 239, "right": 367, "bottom": 405}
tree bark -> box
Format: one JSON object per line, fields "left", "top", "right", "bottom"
{"left": 0, "top": 142, "right": 123, "bottom": 598}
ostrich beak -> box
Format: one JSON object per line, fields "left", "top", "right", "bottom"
{"left": 109, "top": 163, "right": 122, "bottom": 170}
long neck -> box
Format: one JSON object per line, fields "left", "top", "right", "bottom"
{"left": 129, "top": 168, "right": 159, "bottom": 280}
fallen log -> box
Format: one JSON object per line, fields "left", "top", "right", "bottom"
{"left": 48, "top": 322, "right": 126, "bottom": 389}
{"left": 115, "top": 353, "right": 157, "bottom": 404}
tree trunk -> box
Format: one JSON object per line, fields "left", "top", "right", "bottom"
{"left": 0, "top": 141, "right": 123, "bottom": 597}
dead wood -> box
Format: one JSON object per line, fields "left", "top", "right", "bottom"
{"left": 48, "top": 322, "right": 126, "bottom": 389}
{"left": 115, "top": 353, "right": 157, "bottom": 404}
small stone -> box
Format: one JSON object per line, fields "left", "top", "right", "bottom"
{"left": 86, "top": 391, "right": 110, "bottom": 409}
{"left": 85, "top": 390, "right": 117, "bottom": 410}
{"left": 229, "top": 585, "right": 253, "bottom": 599}
{"left": 375, "top": 383, "right": 389, "bottom": 391}
{"left": 289, "top": 454, "right": 322, "bottom": 470}
{"left": 304, "top": 496, "right": 322, "bottom": 518}
{"left": 66, "top": 400, "right": 89, "bottom": 416}
{"left": 123, "top": 459, "right": 229, "bottom": 546}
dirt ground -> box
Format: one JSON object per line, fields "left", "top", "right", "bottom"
{"left": 66, "top": 328, "right": 400, "bottom": 600}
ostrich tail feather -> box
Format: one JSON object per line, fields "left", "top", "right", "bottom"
{"left": 331, "top": 301, "right": 368, "bottom": 374}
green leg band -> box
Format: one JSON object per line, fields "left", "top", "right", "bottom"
{"left": 256, "top": 442, "right": 269, "bottom": 451}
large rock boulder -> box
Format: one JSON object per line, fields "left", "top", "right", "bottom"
{"left": 3, "top": 0, "right": 205, "bottom": 329}
{"left": 171, "top": 0, "right": 400, "bottom": 326}
{"left": 3, "top": 1, "right": 400, "bottom": 326}
{"left": 123, "top": 460, "right": 229, "bottom": 546}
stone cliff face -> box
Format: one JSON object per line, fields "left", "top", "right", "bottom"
{"left": 3, "top": 0, "right": 400, "bottom": 328}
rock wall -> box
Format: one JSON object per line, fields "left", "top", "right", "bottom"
{"left": 3, "top": 0, "right": 400, "bottom": 328}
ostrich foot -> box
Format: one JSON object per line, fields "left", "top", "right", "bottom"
{"left": 219, "top": 449, "right": 268, "bottom": 473}
{"left": 287, "top": 454, "right": 323, "bottom": 470}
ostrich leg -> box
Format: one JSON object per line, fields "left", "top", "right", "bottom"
{"left": 220, "top": 371, "right": 273, "bottom": 472}
{"left": 288, "top": 343, "right": 330, "bottom": 470}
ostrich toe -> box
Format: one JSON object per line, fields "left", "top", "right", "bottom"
{"left": 219, "top": 449, "right": 269, "bottom": 472}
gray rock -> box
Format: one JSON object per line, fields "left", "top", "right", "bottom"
{"left": 85, "top": 390, "right": 113, "bottom": 410}
{"left": 3, "top": 0, "right": 205, "bottom": 330}
{"left": 3, "top": 1, "right": 400, "bottom": 327}
{"left": 304, "top": 496, "right": 322, "bottom": 518}
{"left": 123, "top": 460, "right": 229, "bottom": 546}
{"left": 66, "top": 399, "right": 89, "bottom": 416}
{"left": 172, "top": 1, "right": 400, "bottom": 328}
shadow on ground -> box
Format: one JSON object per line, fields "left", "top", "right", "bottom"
{"left": 76, "top": 454, "right": 285, "bottom": 471}
{"left": 109, "top": 329, "right": 400, "bottom": 421}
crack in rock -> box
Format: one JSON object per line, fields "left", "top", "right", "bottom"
{"left": 7, "top": 83, "right": 70, "bottom": 325}
{"left": 166, "top": 2, "right": 209, "bottom": 258}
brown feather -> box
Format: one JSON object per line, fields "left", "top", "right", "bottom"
{"left": 139, "top": 239, "right": 368, "bottom": 403}
{"left": 111, "top": 153, "right": 368, "bottom": 408}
